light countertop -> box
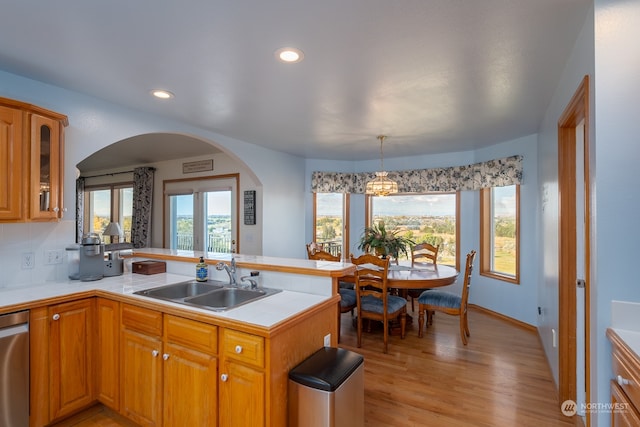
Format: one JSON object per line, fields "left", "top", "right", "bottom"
{"left": 131, "top": 249, "right": 355, "bottom": 277}
{"left": 0, "top": 272, "right": 330, "bottom": 329}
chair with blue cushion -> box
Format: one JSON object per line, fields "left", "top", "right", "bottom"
{"left": 406, "top": 243, "right": 440, "bottom": 312}
{"left": 308, "top": 247, "right": 355, "bottom": 342}
{"left": 351, "top": 253, "right": 406, "bottom": 353}
{"left": 417, "top": 250, "right": 476, "bottom": 345}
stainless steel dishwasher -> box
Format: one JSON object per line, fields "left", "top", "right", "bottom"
{"left": 0, "top": 310, "right": 29, "bottom": 427}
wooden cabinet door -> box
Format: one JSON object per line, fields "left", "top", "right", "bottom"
{"left": 612, "top": 381, "right": 640, "bottom": 427}
{"left": 219, "top": 360, "right": 265, "bottom": 427}
{"left": 0, "top": 105, "right": 23, "bottom": 221}
{"left": 163, "top": 342, "right": 218, "bottom": 427}
{"left": 48, "top": 298, "right": 95, "bottom": 421}
{"left": 29, "top": 113, "right": 63, "bottom": 220}
{"left": 96, "top": 298, "right": 120, "bottom": 410}
{"left": 120, "top": 328, "right": 163, "bottom": 427}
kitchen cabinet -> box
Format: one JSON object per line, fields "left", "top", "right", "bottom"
{"left": 0, "top": 104, "right": 23, "bottom": 220}
{"left": 24, "top": 282, "right": 338, "bottom": 427}
{"left": 219, "top": 328, "right": 266, "bottom": 427}
{"left": 120, "top": 304, "right": 163, "bottom": 426}
{"left": 607, "top": 329, "right": 640, "bottom": 426}
{"left": 0, "top": 97, "right": 67, "bottom": 222}
{"left": 120, "top": 303, "right": 218, "bottom": 427}
{"left": 96, "top": 298, "right": 120, "bottom": 411}
{"left": 29, "top": 299, "right": 96, "bottom": 426}
{"left": 48, "top": 298, "right": 96, "bottom": 421}
{"left": 163, "top": 314, "right": 218, "bottom": 427}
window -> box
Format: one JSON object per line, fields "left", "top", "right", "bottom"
{"left": 313, "top": 193, "right": 349, "bottom": 258}
{"left": 83, "top": 184, "right": 133, "bottom": 243}
{"left": 368, "top": 193, "right": 459, "bottom": 266}
{"left": 164, "top": 175, "right": 238, "bottom": 253}
{"left": 480, "top": 185, "right": 520, "bottom": 283}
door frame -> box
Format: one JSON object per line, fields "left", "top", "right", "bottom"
{"left": 557, "top": 75, "right": 591, "bottom": 424}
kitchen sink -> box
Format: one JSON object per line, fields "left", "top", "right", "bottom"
{"left": 134, "top": 280, "right": 281, "bottom": 311}
{"left": 183, "top": 287, "right": 280, "bottom": 311}
{"left": 134, "top": 280, "right": 225, "bottom": 302}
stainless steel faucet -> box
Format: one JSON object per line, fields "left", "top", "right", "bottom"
{"left": 216, "top": 257, "right": 237, "bottom": 286}
{"left": 240, "top": 276, "right": 259, "bottom": 290}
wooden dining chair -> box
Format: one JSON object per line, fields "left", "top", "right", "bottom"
{"left": 406, "top": 243, "right": 440, "bottom": 311}
{"left": 411, "top": 242, "right": 439, "bottom": 267}
{"left": 306, "top": 242, "right": 319, "bottom": 258}
{"left": 417, "top": 250, "right": 476, "bottom": 344}
{"left": 351, "top": 253, "right": 406, "bottom": 353}
{"left": 308, "top": 248, "right": 354, "bottom": 342}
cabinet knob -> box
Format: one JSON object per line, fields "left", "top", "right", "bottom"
{"left": 617, "top": 375, "right": 631, "bottom": 386}
{"left": 163, "top": 353, "right": 170, "bottom": 361}
{"left": 235, "top": 345, "right": 243, "bottom": 354}
{"left": 53, "top": 207, "right": 60, "bottom": 212}
{"left": 220, "top": 374, "right": 228, "bottom": 382}
{"left": 152, "top": 350, "right": 159, "bottom": 357}
{"left": 52, "top": 313, "right": 60, "bottom": 321}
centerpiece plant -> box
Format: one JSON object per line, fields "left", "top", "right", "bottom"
{"left": 358, "top": 221, "right": 415, "bottom": 260}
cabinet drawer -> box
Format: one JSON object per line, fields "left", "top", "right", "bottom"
{"left": 222, "top": 329, "right": 264, "bottom": 368}
{"left": 612, "top": 346, "right": 640, "bottom": 411}
{"left": 611, "top": 381, "right": 640, "bottom": 426}
{"left": 121, "top": 304, "right": 162, "bottom": 336}
{"left": 165, "top": 315, "right": 218, "bottom": 354}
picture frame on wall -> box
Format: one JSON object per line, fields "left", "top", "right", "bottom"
{"left": 244, "top": 190, "right": 256, "bottom": 225}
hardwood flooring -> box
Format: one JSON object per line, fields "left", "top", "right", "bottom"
{"left": 53, "top": 306, "right": 582, "bottom": 427}
{"left": 339, "top": 306, "right": 582, "bottom": 427}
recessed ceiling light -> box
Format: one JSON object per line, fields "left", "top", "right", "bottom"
{"left": 151, "top": 89, "right": 174, "bottom": 99}
{"left": 275, "top": 47, "right": 304, "bottom": 63}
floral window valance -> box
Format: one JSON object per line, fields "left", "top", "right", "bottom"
{"left": 311, "top": 155, "right": 522, "bottom": 193}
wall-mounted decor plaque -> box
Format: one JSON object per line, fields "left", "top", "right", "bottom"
{"left": 183, "top": 159, "right": 214, "bottom": 174}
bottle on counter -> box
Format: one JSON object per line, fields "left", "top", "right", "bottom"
{"left": 250, "top": 271, "right": 261, "bottom": 288}
{"left": 196, "top": 257, "right": 208, "bottom": 282}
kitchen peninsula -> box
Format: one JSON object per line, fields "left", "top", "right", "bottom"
{"left": 0, "top": 251, "right": 355, "bottom": 427}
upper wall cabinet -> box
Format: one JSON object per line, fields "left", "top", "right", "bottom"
{"left": 0, "top": 97, "right": 68, "bottom": 222}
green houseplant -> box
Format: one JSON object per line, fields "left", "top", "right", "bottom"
{"left": 358, "top": 221, "right": 415, "bottom": 260}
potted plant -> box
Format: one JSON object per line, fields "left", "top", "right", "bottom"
{"left": 358, "top": 221, "right": 415, "bottom": 260}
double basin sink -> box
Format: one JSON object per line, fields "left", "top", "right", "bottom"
{"left": 134, "top": 280, "right": 281, "bottom": 311}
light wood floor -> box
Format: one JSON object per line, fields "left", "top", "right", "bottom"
{"left": 339, "top": 306, "right": 582, "bottom": 426}
{"left": 53, "top": 306, "right": 581, "bottom": 427}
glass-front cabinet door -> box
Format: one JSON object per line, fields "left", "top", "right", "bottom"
{"left": 30, "top": 113, "right": 63, "bottom": 220}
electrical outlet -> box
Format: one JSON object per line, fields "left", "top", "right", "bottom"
{"left": 21, "top": 252, "right": 35, "bottom": 269}
{"left": 45, "top": 249, "right": 63, "bottom": 265}
{"left": 324, "top": 334, "right": 331, "bottom": 347}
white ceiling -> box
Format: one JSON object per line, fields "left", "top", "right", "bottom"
{"left": 0, "top": 0, "right": 590, "bottom": 168}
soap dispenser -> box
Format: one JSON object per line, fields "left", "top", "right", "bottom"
{"left": 196, "top": 257, "right": 208, "bottom": 282}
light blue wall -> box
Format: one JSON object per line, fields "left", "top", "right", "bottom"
{"left": 306, "top": 135, "right": 539, "bottom": 325}
{"left": 592, "top": 1, "right": 640, "bottom": 425}
{"left": 537, "top": 4, "right": 595, "bottom": 396}
{"left": 0, "top": 70, "right": 307, "bottom": 259}
{"left": 472, "top": 135, "right": 539, "bottom": 325}
{"left": 538, "top": 2, "right": 640, "bottom": 425}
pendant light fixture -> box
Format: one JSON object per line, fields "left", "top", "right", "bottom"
{"left": 365, "top": 135, "right": 398, "bottom": 196}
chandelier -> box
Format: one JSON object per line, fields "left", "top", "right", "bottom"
{"left": 365, "top": 135, "right": 398, "bottom": 197}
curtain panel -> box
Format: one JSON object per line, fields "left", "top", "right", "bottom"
{"left": 311, "top": 155, "right": 523, "bottom": 193}
{"left": 131, "top": 167, "right": 155, "bottom": 248}
{"left": 75, "top": 177, "right": 85, "bottom": 243}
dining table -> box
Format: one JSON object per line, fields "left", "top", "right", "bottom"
{"left": 339, "top": 261, "right": 459, "bottom": 290}
{"left": 340, "top": 261, "right": 459, "bottom": 334}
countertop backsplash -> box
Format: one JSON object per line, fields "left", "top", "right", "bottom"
{"left": 0, "top": 220, "right": 75, "bottom": 288}
{"left": 611, "top": 300, "right": 640, "bottom": 332}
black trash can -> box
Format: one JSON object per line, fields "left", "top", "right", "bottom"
{"left": 288, "top": 347, "right": 364, "bottom": 427}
